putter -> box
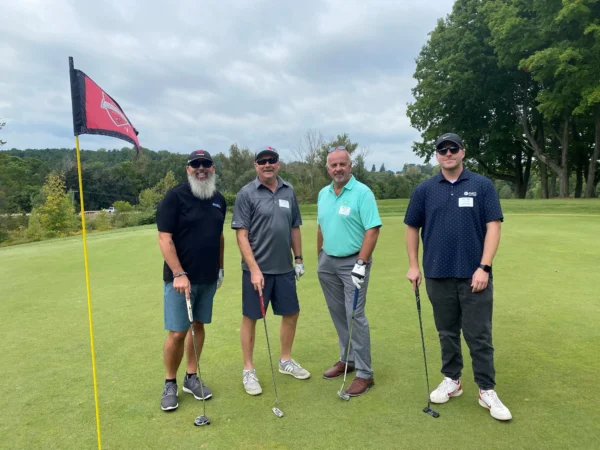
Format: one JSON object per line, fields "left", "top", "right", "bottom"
{"left": 338, "top": 287, "right": 360, "bottom": 401}
{"left": 185, "top": 292, "right": 211, "bottom": 426}
{"left": 259, "top": 294, "right": 284, "bottom": 418}
{"left": 414, "top": 286, "right": 440, "bottom": 418}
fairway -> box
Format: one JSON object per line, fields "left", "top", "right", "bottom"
{"left": 1, "top": 204, "right": 599, "bottom": 449}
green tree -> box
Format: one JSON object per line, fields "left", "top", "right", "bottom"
{"left": 379, "top": 163, "right": 386, "bottom": 173}
{"left": 371, "top": 164, "right": 376, "bottom": 172}
{"left": 138, "top": 171, "right": 178, "bottom": 211}
{"left": 37, "top": 173, "right": 75, "bottom": 236}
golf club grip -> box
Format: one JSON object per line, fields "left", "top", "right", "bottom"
{"left": 415, "top": 287, "right": 421, "bottom": 313}
{"left": 259, "top": 294, "right": 266, "bottom": 317}
{"left": 352, "top": 287, "right": 359, "bottom": 311}
{"left": 185, "top": 293, "right": 193, "bottom": 323}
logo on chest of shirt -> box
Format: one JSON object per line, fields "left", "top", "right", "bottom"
{"left": 463, "top": 191, "right": 477, "bottom": 197}
{"left": 212, "top": 203, "right": 222, "bottom": 210}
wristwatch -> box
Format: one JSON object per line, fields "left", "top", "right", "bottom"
{"left": 295, "top": 255, "right": 303, "bottom": 261}
{"left": 478, "top": 264, "right": 492, "bottom": 273}
{"left": 356, "top": 259, "right": 366, "bottom": 266}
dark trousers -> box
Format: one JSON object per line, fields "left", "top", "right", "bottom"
{"left": 425, "top": 278, "right": 495, "bottom": 390}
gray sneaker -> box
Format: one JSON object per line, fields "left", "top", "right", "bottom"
{"left": 243, "top": 369, "right": 263, "bottom": 396}
{"left": 161, "top": 382, "right": 178, "bottom": 411}
{"left": 183, "top": 374, "right": 213, "bottom": 400}
{"left": 279, "top": 359, "right": 311, "bottom": 379}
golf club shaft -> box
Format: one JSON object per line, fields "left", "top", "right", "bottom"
{"left": 415, "top": 287, "right": 432, "bottom": 407}
{"left": 340, "top": 288, "right": 360, "bottom": 390}
{"left": 185, "top": 292, "right": 207, "bottom": 416}
{"left": 259, "top": 294, "right": 280, "bottom": 407}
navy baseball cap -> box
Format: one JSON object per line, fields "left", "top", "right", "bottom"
{"left": 255, "top": 146, "right": 279, "bottom": 161}
{"left": 435, "top": 133, "right": 464, "bottom": 149}
{"left": 188, "top": 149, "right": 213, "bottom": 163}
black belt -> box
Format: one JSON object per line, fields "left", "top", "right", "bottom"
{"left": 327, "top": 252, "right": 359, "bottom": 259}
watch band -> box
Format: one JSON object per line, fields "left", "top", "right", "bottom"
{"left": 478, "top": 264, "right": 491, "bottom": 273}
{"left": 295, "top": 255, "right": 303, "bottom": 261}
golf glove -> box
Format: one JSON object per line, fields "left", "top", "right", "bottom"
{"left": 351, "top": 263, "right": 366, "bottom": 289}
{"left": 217, "top": 268, "right": 224, "bottom": 289}
{"left": 295, "top": 262, "right": 305, "bottom": 281}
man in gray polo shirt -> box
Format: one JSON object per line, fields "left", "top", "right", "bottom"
{"left": 232, "top": 146, "right": 310, "bottom": 396}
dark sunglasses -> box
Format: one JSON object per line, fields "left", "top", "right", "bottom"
{"left": 328, "top": 145, "right": 347, "bottom": 153}
{"left": 437, "top": 146, "right": 461, "bottom": 156}
{"left": 188, "top": 159, "right": 213, "bottom": 168}
{"left": 256, "top": 157, "right": 279, "bottom": 165}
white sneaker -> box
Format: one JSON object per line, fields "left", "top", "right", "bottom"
{"left": 278, "top": 359, "right": 311, "bottom": 379}
{"left": 430, "top": 377, "right": 463, "bottom": 404}
{"left": 243, "top": 369, "right": 262, "bottom": 396}
{"left": 479, "top": 390, "right": 512, "bottom": 421}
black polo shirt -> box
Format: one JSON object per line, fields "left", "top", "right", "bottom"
{"left": 231, "top": 177, "right": 302, "bottom": 275}
{"left": 404, "top": 169, "right": 503, "bottom": 278}
{"left": 156, "top": 183, "right": 226, "bottom": 283}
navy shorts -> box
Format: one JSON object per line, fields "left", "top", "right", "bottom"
{"left": 164, "top": 282, "right": 217, "bottom": 332}
{"left": 242, "top": 270, "right": 300, "bottom": 320}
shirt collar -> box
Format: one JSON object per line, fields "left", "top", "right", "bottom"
{"left": 328, "top": 175, "right": 357, "bottom": 193}
{"left": 253, "top": 176, "right": 288, "bottom": 191}
{"left": 436, "top": 168, "right": 471, "bottom": 183}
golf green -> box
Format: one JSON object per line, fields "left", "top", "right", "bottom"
{"left": 1, "top": 201, "right": 598, "bottom": 449}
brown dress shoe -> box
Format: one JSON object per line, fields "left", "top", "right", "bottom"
{"left": 323, "top": 361, "right": 355, "bottom": 379}
{"left": 344, "top": 377, "right": 375, "bottom": 396}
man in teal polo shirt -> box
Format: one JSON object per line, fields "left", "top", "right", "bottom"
{"left": 317, "top": 146, "right": 382, "bottom": 397}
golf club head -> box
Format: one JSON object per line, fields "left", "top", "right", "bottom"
{"left": 338, "top": 390, "right": 351, "bottom": 401}
{"left": 272, "top": 407, "right": 284, "bottom": 418}
{"left": 423, "top": 407, "right": 439, "bottom": 418}
{"left": 194, "top": 415, "right": 211, "bottom": 426}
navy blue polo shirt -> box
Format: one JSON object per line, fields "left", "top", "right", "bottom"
{"left": 404, "top": 169, "right": 503, "bottom": 278}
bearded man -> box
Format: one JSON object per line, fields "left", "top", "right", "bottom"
{"left": 156, "top": 149, "right": 226, "bottom": 412}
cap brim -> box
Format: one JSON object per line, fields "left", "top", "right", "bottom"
{"left": 436, "top": 139, "right": 462, "bottom": 149}
{"left": 255, "top": 151, "right": 278, "bottom": 160}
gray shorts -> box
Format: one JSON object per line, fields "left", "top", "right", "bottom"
{"left": 163, "top": 282, "right": 217, "bottom": 332}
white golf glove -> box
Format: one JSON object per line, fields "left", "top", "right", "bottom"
{"left": 351, "top": 263, "right": 366, "bottom": 289}
{"left": 217, "top": 268, "right": 224, "bottom": 289}
{"left": 295, "top": 262, "right": 305, "bottom": 281}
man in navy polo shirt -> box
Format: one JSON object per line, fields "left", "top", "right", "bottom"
{"left": 404, "top": 133, "right": 512, "bottom": 421}
{"left": 232, "top": 146, "right": 310, "bottom": 396}
{"left": 156, "top": 149, "right": 226, "bottom": 412}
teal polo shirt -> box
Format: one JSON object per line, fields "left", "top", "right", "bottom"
{"left": 317, "top": 175, "right": 382, "bottom": 257}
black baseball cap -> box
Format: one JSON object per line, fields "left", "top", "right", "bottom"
{"left": 188, "top": 149, "right": 213, "bottom": 163}
{"left": 255, "top": 146, "right": 279, "bottom": 161}
{"left": 435, "top": 133, "right": 464, "bottom": 149}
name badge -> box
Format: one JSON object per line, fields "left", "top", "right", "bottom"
{"left": 459, "top": 197, "right": 473, "bottom": 207}
{"left": 339, "top": 206, "right": 351, "bottom": 216}
{"left": 279, "top": 199, "right": 290, "bottom": 208}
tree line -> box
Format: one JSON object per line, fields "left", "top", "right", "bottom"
{"left": 408, "top": 0, "right": 600, "bottom": 199}
{"left": 0, "top": 132, "right": 436, "bottom": 216}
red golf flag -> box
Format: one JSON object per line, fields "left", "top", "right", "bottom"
{"left": 69, "top": 57, "right": 141, "bottom": 152}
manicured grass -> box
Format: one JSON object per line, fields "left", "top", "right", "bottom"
{"left": 1, "top": 206, "right": 599, "bottom": 449}
{"left": 300, "top": 198, "right": 600, "bottom": 217}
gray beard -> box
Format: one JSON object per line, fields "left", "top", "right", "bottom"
{"left": 188, "top": 172, "right": 217, "bottom": 199}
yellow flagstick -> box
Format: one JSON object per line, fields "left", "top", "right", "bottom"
{"left": 75, "top": 135, "right": 103, "bottom": 450}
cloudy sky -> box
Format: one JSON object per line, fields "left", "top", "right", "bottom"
{"left": 1, "top": 0, "right": 454, "bottom": 171}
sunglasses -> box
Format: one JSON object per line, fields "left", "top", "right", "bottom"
{"left": 189, "top": 159, "right": 213, "bottom": 168}
{"left": 328, "top": 145, "right": 347, "bottom": 153}
{"left": 437, "top": 146, "right": 461, "bottom": 156}
{"left": 256, "top": 157, "right": 279, "bottom": 165}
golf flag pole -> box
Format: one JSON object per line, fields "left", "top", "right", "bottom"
{"left": 69, "top": 56, "right": 141, "bottom": 450}
{"left": 74, "top": 134, "right": 102, "bottom": 450}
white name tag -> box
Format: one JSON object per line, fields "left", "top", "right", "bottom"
{"left": 459, "top": 197, "right": 473, "bottom": 207}
{"left": 339, "top": 206, "right": 351, "bottom": 216}
{"left": 279, "top": 199, "right": 290, "bottom": 208}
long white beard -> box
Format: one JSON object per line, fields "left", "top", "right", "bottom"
{"left": 188, "top": 172, "right": 217, "bottom": 199}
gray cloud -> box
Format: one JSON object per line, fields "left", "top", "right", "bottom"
{"left": 0, "top": 0, "right": 454, "bottom": 171}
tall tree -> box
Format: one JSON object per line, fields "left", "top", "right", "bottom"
{"left": 408, "top": 0, "right": 533, "bottom": 197}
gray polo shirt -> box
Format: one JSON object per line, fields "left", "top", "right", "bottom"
{"left": 231, "top": 177, "right": 302, "bottom": 274}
